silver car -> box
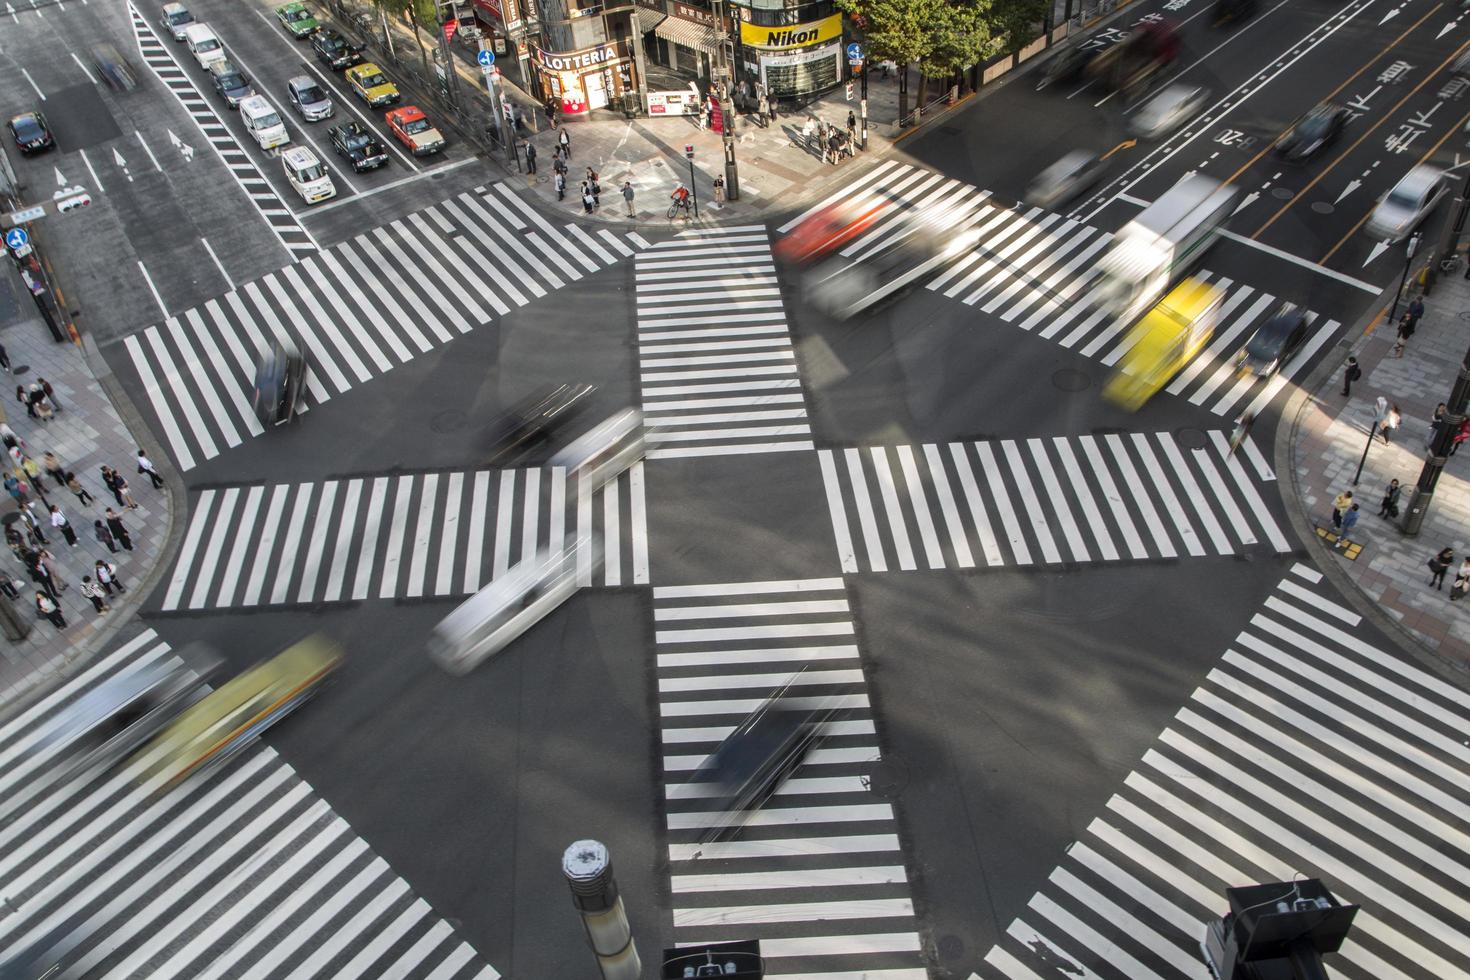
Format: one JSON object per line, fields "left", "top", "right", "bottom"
{"left": 286, "top": 75, "right": 334, "bottom": 122}
{"left": 1129, "top": 84, "right": 1210, "bottom": 139}
{"left": 1025, "top": 150, "right": 1107, "bottom": 209}
{"left": 160, "top": 1, "right": 194, "bottom": 40}
{"left": 1366, "top": 166, "right": 1445, "bottom": 243}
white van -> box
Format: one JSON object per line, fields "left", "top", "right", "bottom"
{"left": 282, "top": 145, "right": 335, "bottom": 204}
{"left": 183, "top": 23, "right": 227, "bottom": 71}
{"left": 239, "top": 95, "right": 289, "bottom": 150}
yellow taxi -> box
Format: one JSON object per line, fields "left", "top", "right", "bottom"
{"left": 1105, "top": 276, "right": 1224, "bottom": 411}
{"left": 344, "top": 62, "right": 400, "bottom": 108}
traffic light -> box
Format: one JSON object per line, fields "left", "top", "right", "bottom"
{"left": 845, "top": 81, "right": 853, "bottom": 100}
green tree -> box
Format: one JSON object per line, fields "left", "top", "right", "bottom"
{"left": 920, "top": 1, "right": 998, "bottom": 103}
{"left": 836, "top": 0, "right": 947, "bottom": 121}
{"left": 989, "top": 0, "right": 1050, "bottom": 54}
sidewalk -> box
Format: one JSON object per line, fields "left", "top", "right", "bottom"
{"left": 0, "top": 317, "right": 176, "bottom": 703}
{"left": 1288, "top": 271, "right": 1470, "bottom": 669}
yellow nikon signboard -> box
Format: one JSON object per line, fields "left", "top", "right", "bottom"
{"left": 739, "top": 13, "right": 842, "bottom": 49}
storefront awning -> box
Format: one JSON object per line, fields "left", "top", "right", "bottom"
{"left": 654, "top": 16, "right": 718, "bottom": 56}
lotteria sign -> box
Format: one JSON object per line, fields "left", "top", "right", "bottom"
{"left": 739, "top": 13, "right": 842, "bottom": 50}
{"left": 531, "top": 40, "right": 620, "bottom": 71}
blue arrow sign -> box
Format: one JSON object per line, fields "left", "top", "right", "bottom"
{"left": 846, "top": 42, "right": 862, "bottom": 62}
{"left": 4, "top": 228, "right": 29, "bottom": 251}
{"left": 477, "top": 48, "right": 495, "bottom": 67}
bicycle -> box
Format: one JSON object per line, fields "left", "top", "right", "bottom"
{"left": 1439, "top": 252, "right": 1463, "bottom": 276}
{"left": 668, "top": 196, "right": 693, "bottom": 222}
{"left": 1228, "top": 412, "right": 1255, "bottom": 456}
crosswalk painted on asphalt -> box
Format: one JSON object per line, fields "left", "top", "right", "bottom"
{"left": 818, "top": 429, "right": 1287, "bottom": 572}
{"left": 124, "top": 184, "right": 640, "bottom": 473}
{"left": 0, "top": 629, "right": 501, "bottom": 980}
{"left": 779, "top": 161, "right": 1344, "bottom": 422}
{"left": 129, "top": 0, "right": 317, "bottom": 255}
{"left": 159, "top": 463, "right": 648, "bottom": 611}
{"left": 979, "top": 563, "right": 1470, "bottom": 980}
{"left": 637, "top": 226, "right": 815, "bottom": 459}
{"left": 654, "top": 578, "right": 926, "bottom": 980}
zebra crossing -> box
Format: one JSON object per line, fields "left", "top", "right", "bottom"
{"left": 979, "top": 563, "right": 1470, "bottom": 980}
{"left": 637, "top": 226, "right": 815, "bottom": 460}
{"left": 654, "top": 578, "right": 927, "bottom": 980}
{"left": 159, "top": 463, "right": 648, "bottom": 611}
{"left": 124, "top": 184, "right": 640, "bottom": 473}
{"left": 128, "top": 0, "right": 317, "bottom": 255}
{"left": 819, "top": 429, "right": 1289, "bottom": 573}
{"left": 778, "top": 161, "right": 1344, "bottom": 421}
{"left": 0, "top": 628, "right": 500, "bottom": 979}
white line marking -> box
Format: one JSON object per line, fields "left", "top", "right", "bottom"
{"left": 136, "top": 260, "right": 167, "bottom": 317}
{"left": 20, "top": 67, "right": 44, "bottom": 99}
{"left": 199, "top": 237, "right": 234, "bottom": 290}
{"left": 134, "top": 130, "right": 163, "bottom": 172}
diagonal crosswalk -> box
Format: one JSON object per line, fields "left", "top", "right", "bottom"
{"left": 818, "top": 429, "right": 1288, "bottom": 572}
{"left": 978, "top": 563, "right": 1470, "bottom": 980}
{"left": 0, "top": 629, "right": 501, "bottom": 980}
{"left": 159, "top": 463, "right": 648, "bottom": 610}
{"left": 654, "top": 578, "right": 927, "bottom": 980}
{"left": 637, "top": 226, "right": 815, "bottom": 459}
{"left": 780, "top": 161, "right": 1344, "bottom": 421}
{"left": 124, "top": 185, "right": 641, "bottom": 473}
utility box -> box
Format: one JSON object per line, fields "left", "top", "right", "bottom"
{"left": 1202, "top": 879, "right": 1358, "bottom": 980}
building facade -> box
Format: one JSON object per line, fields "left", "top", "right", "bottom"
{"left": 731, "top": 0, "right": 843, "bottom": 101}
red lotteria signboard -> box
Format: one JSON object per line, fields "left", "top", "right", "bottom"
{"left": 560, "top": 92, "right": 588, "bottom": 115}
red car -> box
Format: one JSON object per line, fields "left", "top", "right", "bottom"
{"left": 775, "top": 196, "right": 893, "bottom": 264}
{"left": 384, "top": 106, "right": 446, "bottom": 156}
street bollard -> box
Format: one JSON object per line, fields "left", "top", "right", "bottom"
{"left": 562, "top": 840, "right": 640, "bottom": 980}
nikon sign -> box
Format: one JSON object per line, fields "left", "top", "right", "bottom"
{"left": 739, "top": 13, "right": 842, "bottom": 50}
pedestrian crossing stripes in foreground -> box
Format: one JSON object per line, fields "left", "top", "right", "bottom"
{"left": 160, "top": 463, "right": 648, "bottom": 611}
{"left": 819, "top": 429, "right": 1287, "bottom": 573}
{"left": 654, "top": 578, "right": 926, "bottom": 980}
{"left": 780, "top": 161, "right": 1344, "bottom": 422}
{"left": 637, "top": 226, "right": 815, "bottom": 459}
{"left": 980, "top": 563, "right": 1470, "bottom": 980}
{"left": 129, "top": 1, "right": 317, "bottom": 255}
{"left": 124, "top": 184, "right": 640, "bottom": 473}
{"left": 0, "top": 629, "right": 501, "bottom": 980}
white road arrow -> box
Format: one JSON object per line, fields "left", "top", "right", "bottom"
{"left": 1437, "top": 20, "right": 1458, "bottom": 39}
{"left": 113, "top": 147, "right": 132, "bottom": 182}
{"left": 1380, "top": 3, "right": 1402, "bottom": 24}
{"left": 5, "top": 4, "right": 16, "bottom": 24}
{"left": 1365, "top": 240, "right": 1391, "bottom": 266}
{"left": 53, "top": 167, "right": 67, "bottom": 188}
{"left": 1233, "top": 191, "right": 1259, "bottom": 215}
{"left": 167, "top": 129, "right": 195, "bottom": 162}
{"left": 1335, "top": 179, "right": 1361, "bottom": 204}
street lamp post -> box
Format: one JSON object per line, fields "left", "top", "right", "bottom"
{"left": 1402, "top": 336, "right": 1470, "bottom": 535}
{"left": 712, "top": 0, "right": 739, "bottom": 201}
{"left": 1388, "top": 231, "right": 1422, "bottom": 328}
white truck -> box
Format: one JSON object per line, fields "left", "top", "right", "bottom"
{"left": 1091, "top": 174, "right": 1238, "bottom": 324}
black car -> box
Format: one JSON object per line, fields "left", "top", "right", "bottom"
{"left": 252, "top": 341, "right": 306, "bottom": 426}
{"left": 91, "top": 43, "right": 139, "bottom": 91}
{"left": 1238, "top": 303, "right": 1309, "bottom": 377}
{"left": 1276, "top": 103, "right": 1349, "bottom": 162}
{"left": 486, "top": 383, "right": 596, "bottom": 465}
{"left": 209, "top": 61, "right": 253, "bottom": 108}
{"left": 7, "top": 111, "right": 53, "bottom": 155}
{"left": 1213, "top": 0, "right": 1258, "bottom": 25}
{"left": 311, "top": 28, "right": 365, "bottom": 70}
{"left": 329, "top": 121, "right": 388, "bottom": 171}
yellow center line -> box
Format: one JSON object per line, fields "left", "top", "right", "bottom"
{"left": 1319, "top": 102, "right": 1470, "bottom": 264}
{"left": 1252, "top": 33, "right": 1470, "bottom": 238}
{"left": 1221, "top": 3, "right": 1444, "bottom": 189}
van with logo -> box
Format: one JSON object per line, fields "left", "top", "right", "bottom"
{"left": 183, "top": 23, "right": 227, "bottom": 71}
{"left": 239, "top": 94, "right": 290, "bottom": 150}
{"left": 282, "top": 145, "right": 335, "bottom": 204}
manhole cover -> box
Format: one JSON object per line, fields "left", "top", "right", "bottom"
{"left": 1311, "top": 201, "right": 1334, "bottom": 214}
{"left": 1052, "top": 368, "right": 1091, "bottom": 392}
{"left": 430, "top": 409, "right": 467, "bottom": 433}
{"left": 1175, "top": 427, "right": 1209, "bottom": 449}
{"left": 11, "top": 365, "right": 29, "bottom": 377}
{"left": 866, "top": 755, "right": 909, "bottom": 799}
{"left": 1271, "top": 187, "right": 1294, "bottom": 200}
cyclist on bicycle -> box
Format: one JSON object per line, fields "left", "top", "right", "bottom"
{"left": 672, "top": 184, "right": 691, "bottom": 207}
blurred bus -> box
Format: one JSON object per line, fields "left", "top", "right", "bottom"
{"left": 1105, "top": 277, "right": 1225, "bottom": 410}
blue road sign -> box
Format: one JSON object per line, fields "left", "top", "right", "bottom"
{"left": 846, "top": 42, "right": 862, "bottom": 62}
{"left": 4, "top": 228, "right": 29, "bottom": 251}
{"left": 477, "top": 48, "right": 495, "bottom": 67}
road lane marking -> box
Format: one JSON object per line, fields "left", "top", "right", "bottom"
{"left": 134, "top": 130, "right": 163, "bottom": 172}
{"left": 135, "top": 259, "right": 167, "bottom": 317}
{"left": 199, "top": 237, "right": 234, "bottom": 290}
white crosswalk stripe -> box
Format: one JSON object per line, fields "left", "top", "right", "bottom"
{"left": 818, "top": 430, "right": 1287, "bottom": 571}
{"left": 781, "top": 162, "right": 1344, "bottom": 420}
{"left": 654, "top": 579, "right": 925, "bottom": 979}
{"left": 125, "top": 185, "right": 642, "bottom": 472}
{"left": 159, "top": 463, "right": 649, "bottom": 610}
{"left": 979, "top": 563, "right": 1470, "bottom": 980}
{"left": 0, "top": 629, "right": 501, "bottom": 980}
{"left": 638, "top": 226, "right": 815, "bottom": 459}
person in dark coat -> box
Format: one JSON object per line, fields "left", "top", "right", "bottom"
{"left": 35, "top": 590, "right": 65, "bottom": 629}
{"left": 94, "top": 519, "right": 117, "bottom": 553}
{"left": 104, "top": 508, "right": 133, "bottom": 551}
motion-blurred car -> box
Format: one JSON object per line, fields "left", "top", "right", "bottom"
{"left": 311, "top": 27, "right": 365, "bottom": 70}
{"left": 0, "top": 915, "right": 92, "bottom": 980}
{"left": 1236, "top": 303, "right": 1308, "bottom": 377}
{"left": 1106, "top": 276, "right": 1224, "bottom": 410}
{"left": 1039, "top": 40, "right": 1098, "bottom": 88}
{"left": 275, "top": 1, "right": 319, "bottom": 38}
{"left": 550, "top": 408, "right": 645, "bottom": 492}
{"left": 1213, "top": 0, "right": 1258, "bottom": 25}
{"left": 252, "top": 341, "right": 306, "bottom": 426}
{"left": 1275, "top": 103, "right": 1348, "bottom": 162}
{"left": 774, "top": 196, "right": 892, "bottom": 264}
{"left": 686, "top": 668, "right": 844, "bottom": 843}
{"left": 1129, "top": 84, "right": 1210, "bottom": 138}
{"left": 282, "top": 145, "right": 336, "bottom": 204}
{"left": 345, "top": 63, "right": 401, "bottom": 108}
{"left": 7, "top": 111, "right": 53, "bottom": 154}
{"left": 286, "top": 75, "right": 334, "bottom": 121}
{"left": 486, "top": 383, "right": 597, "bottom": 465}
{"left": 1024, "top": 150, "right": 1107, "bottom": 209}
{"left": 1089, "top": 19, "right": 1178, "bottom": 94}
{"left": 209, "top": 60, "right": 254, "bottom": 108}
{"left": 134, "top": 636, "right": 342, "bottom": 795}
{"left": 329, "top": 120, "right": 388, "bottom": 171}
{"left": 159, "top": 1, "right": 195, "bottom": 40}
{"left": 91, "top": 43, "right": 138, "bottom": 91}
{"left": 1366, "top": 166, "right": 1446, "bottom": 242}
{"left": 385, "top": 105, "right": 446, "bottom": 155}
